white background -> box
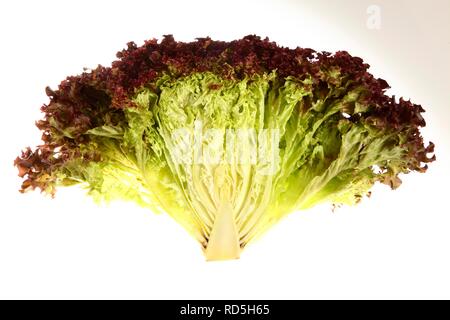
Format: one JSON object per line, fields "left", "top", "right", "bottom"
{"left": 0, "top": 0, "right": 449, "bottom": 299}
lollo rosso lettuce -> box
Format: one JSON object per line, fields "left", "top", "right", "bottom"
{"left": 15, "top": 35, "right": 435, "bottom": 260}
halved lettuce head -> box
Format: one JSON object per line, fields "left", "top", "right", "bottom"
{"left": 15, "top": 36, "right": 435, "bottom": 260}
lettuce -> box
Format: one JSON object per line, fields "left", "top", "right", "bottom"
{"left": 15, "top": 36, "right": 435, "bottom": 260}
